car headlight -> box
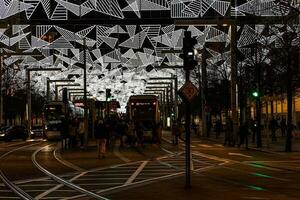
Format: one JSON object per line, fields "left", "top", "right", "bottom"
{"left": 0, "top": 134, "right": 5, "bottom": 137}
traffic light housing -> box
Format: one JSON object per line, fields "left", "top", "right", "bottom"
{"left": 183, "top": 31, "right": 198, "bottom": 70}
{"left": 251, "top": 90, "right": 260, "bottom": 98}
{"left": 106, "top": 89, "right": 111, "bottom": 101}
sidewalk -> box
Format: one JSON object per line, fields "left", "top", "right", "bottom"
{"left": 162, "top": 129, "right": 300, "bottom": 152}
{"left": 200, "top": 129, "right": 300, "bottom": 152}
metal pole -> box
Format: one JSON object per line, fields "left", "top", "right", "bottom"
{"left": 201, "top": 48, "right": 207, "bottom": 137}
{"left": 83, "top": 38, "right": 88, "bottom": 148}
{"left": 185, "top": 69, "right": 191, "bottom": 188}
{"left": 0, "top": 54, "right": 3, "bottom": 125}
{"left": 55, "top": 86, "right": 58, "bottom": 101}
{"left": 27, "top": 70, "right": 32, "bottom": 131}
{"left": 46, "top": 79, "right": 50, "bottom": 101}
{"left": 230, "top": 23, "right": 238, "bottom": 146}
{"left": 174, "top": 75, "right": 178, "bottom": 120}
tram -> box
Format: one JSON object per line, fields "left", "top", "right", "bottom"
{"left": 127, "top": 95, "right": 160, "bottom": 138}
{"left": 43, "top": 101, "right": 84, "bottom": 140}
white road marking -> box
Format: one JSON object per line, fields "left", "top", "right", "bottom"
{"left": 125, "top": 161, "right": 149, "bottom": 185}
{"left": 35, "top": 172, "right": 87, "bottom": 200}
{"left": 214, "top": 144, "right": 224, "bottom": 147}
{"left": 228, "top": 152, "right": 253, "bottom": 158}
{"left": 192, "top": 152, "right": 230, "bottom": 163}
{"left": 198, "top": 144, "right": 213, "bottom": 148}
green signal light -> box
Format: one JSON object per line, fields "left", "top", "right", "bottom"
{"left": 252, "top": 91, "right": 259, "bottom": 97}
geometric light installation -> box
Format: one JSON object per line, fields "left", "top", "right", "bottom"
{"left": 0, "top": 0, "right": 298, "bottom": 110}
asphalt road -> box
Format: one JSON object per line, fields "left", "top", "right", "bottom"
{"left": 0, "top": 136, "right": 299, "bottom": 200}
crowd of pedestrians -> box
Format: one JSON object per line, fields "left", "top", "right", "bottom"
{"left": 60, "top": 117, "right": 85, "bottom": 150}
{"left": 60, "top": 115, "right": 164, "bottom": 159}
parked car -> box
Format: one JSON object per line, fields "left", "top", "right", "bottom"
{"left": 0, "top": 126, "right": 10, "bottom": 136}
{"left": 30, "top": 125, "right": 44, "bottom": 139}
{"left": 0, "top": 125, "right": 29, "bottom": 141}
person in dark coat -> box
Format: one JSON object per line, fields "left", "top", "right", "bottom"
{"left": 215, "top": 118, "right": 222, "bottom": 139}
{"left": 238, "top": 121, "right": 249, "bottom": 149}
{"left": 269, "top": 116, "right": 277, "bottom": 141}
{"left": 224, "top": 117, "right": 233, "bottom": 146}
{"left": 95, "top": 120, "right": 108, "bottom": 158}
{"left": 280, "top": 117, "right": 287, "bottom": 137}
{"left": 60, "top": 117, "right": 69, "bottom": 149}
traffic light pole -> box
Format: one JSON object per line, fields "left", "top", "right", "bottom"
{"left": 201, "top": 47, "right": 207, "bottom": 137}
{"left": 185, "top": 69, "right": 191, "bottom": 188}
{"left": 0, "top": 54, "right": 3, "bottom": 125}
{"left": 182, "top": 31, "right": 197, "bottom": 188}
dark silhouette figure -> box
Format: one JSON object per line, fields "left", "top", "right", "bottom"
{"left": 224, "top": 117, "right": 233, "bottom": 146}
{"left": 280, "top": 117, "right": 287, "bottom": 137}
{"left": 238, "top": 121, "right": 249, "bottom": 149}
{"left": 215, "top": 119, "right": 222, "bottom": 139}
{"left": 269, "top": 117, "right": 278, "bottom": 141}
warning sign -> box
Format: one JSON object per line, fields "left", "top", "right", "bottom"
{"left": 178, "top": 81, "right": 199, "bottom": 102}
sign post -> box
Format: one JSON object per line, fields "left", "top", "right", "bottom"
{"left": 179, "top": 31, "right": 198, "bottom": 188}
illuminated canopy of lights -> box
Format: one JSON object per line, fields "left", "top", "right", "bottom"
{"left": 0, "top": 0, "right": 299, "bottom": 111}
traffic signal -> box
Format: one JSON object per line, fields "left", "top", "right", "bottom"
{"left": 251, "top": 90, "right": 260, "bottom": 98}
{"left": 183, "top": 31, "right": 198, "bottom": 70}
{"left": 106, "top": 89, "right": 111, "bottom": 101}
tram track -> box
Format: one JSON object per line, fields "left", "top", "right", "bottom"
{"left": 0, "top": 141, "right": 43, "bottom": 200}
{"left": 0, "top": 138, "right": 258, "bottom": 200}
{"left": 32, "top": 144, "right": 109, "bottom": 200}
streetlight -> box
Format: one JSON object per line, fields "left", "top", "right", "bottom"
{"left": 149, "top": 76, "right": 178, "bottom": 120}
{"left": 55, "top": 83, "right": 81, "bottom": 100}
{"left": 146, "top": 83, "right": 173, "bottom": 124}
{"left": 26, "top": 67, "right": 62, "bottom": 131}
{"left": 144, "top": 89, "right": 166, "bottom": 127}
{"left": 0, "top": 50, "right": 43, "bottom": 125}
{"left": 46, "top": 79, "right": 75, "bottom": 101}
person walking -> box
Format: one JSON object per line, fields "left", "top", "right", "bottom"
{"left": 60, "top": 117, "right": 69, "bottom": 149}
{"left": 95, "top": 120, "right": 108, "bottom": 158}
{"left": 135, "top": 121, "right": 144, "bottom": 147}
{"left": 78, "top": 119, "right": 85, "bottom": 148}
{"left": 269, "top": 116, "right": 277, "bottom": 141}
{"left": 172, "top": 121, "right": 178, "bottom": 145}
{"left": 157, "top": 121, "right": 163, "bottom": 145}
{"left": 224, "top": 117, "right": 233, "bottom": 146}
{"left": 215, "top": 118, "right": 222, "bottom": 139}
{"left": 280, "top": 117, "right": 287, "bottom": 137}
{"left": 68, "top": 119, "right": 77, "bottom": 148}
{"left": 238, "top": 121, "right": 249, "bottom": 149}
{"left": 127, "top": 121, "right": 136, "bottom": 146}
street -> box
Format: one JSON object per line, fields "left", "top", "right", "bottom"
{"left": 0, "top": 133, "right": 299, "bottom": 200}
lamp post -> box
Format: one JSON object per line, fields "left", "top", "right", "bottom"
{"left": 146, "top": 86, "right": 169, "bottom": 127}
{"left": 26, "top": 67, "right": 62, "bottom": 131}
{"left": 147, "top": 82, "right": 173, "bottom": 125}
{"left": 0, "top": 49, "right": 43, "bottom": 125}
{"left": 149, "top": 76, "right": 178, "bottom": 119}
{"left": 46, "top": 79, "right": 75, "bottom": 101}
{"left": 66, "top": 88, "right": 85, "bottom": 100}
{"left": 144, "top": 89, "right": 166, "bottom": 127}
{"left": 55, "top": 83, "right": 81, "bottom": 100}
